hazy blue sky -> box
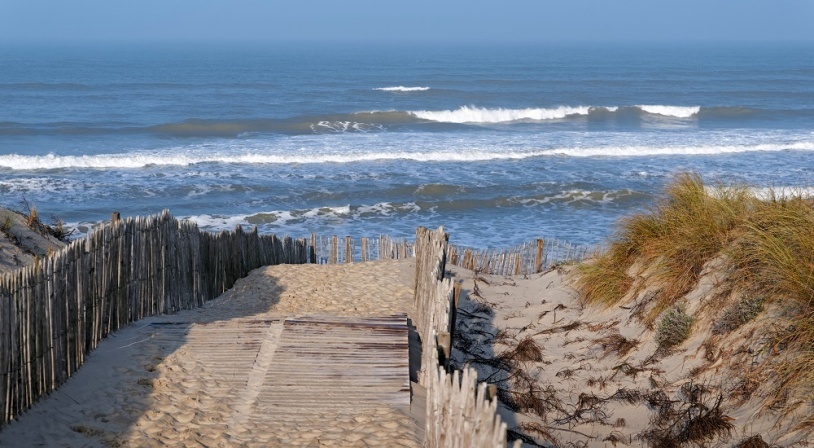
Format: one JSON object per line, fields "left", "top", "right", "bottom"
{"left": 1, "top": 0, "right": 812, "bottom": 44}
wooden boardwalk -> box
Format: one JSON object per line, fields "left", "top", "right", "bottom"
{"left": 149, "top": 315, "right": 410, "bottom": 412}
{"left": 0, "top": 260, "right": 422, "bottom": 447}
{"left": 258, "top": 315, "right": 410, "bottom": 411}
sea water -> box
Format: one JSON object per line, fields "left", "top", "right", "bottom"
{"left": 1, "top": 42, "right": 812, "bottom": 247}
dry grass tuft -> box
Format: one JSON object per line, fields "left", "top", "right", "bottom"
{"left": 500, "top": 336, "right": 543, "bottom": 363}
{"left": 516, "top": 422, "right": 559, "bottom": 445}
{"left": 26, "top": 204, "right": 38, "bottom": 228}
{"left": 641, "top": 384, "right": 733, "bottom": 447}
{"left": 602, "top": 431, "right": 628, "bottom": 446}
{"left": 733, "top": 435, "right": 771, "bottom": 448}
{"left": 594, "top": 331, "right": 639, "bottom": 357}
{"left": 574, "top": 173, "right": 749, "bottom": 318}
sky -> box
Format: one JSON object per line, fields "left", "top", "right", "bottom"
{"left": 0, "top": 0, "right": 813, "bottom": 44}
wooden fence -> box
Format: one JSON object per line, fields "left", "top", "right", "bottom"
{"left": 449, "top": 238, "right": 599, "bottom": 276}
{"left": 0, "top": 208, "right": 588, "bottom": 440}
{"left": 309, "top": 234, "right": 413, "bottom": 264}
{"left": 0, "top": 210, "right": 310, "bottom": 426}
{"left": 413, "top": 226, "right": 518, "bottom": 448}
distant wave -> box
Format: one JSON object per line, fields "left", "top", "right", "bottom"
{"left": 3, "top": 141, "right": 813, "bottom": 170}
{"left": 410, "top": 105, "right": 595, "bottom": 123}
{"left": 409, "top": 105, "right": 707, "bottom": 123}
{"left": 513, "top": 188, "right": 648, "bottom": 206}
{"left": 373, "top": 86, "right": 430, "bottom": 92}
{"left": 636, "top": 105, "right": 701, "bottom": 118}
{"left": 0, "top": 105, "right": 800, "bottom": 137}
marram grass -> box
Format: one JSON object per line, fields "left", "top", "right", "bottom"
{"left": 575, "top": 173, "right": 750, "bottom": 317}
{"left": 574, "top": 173, "right": 814, "bottom": 395}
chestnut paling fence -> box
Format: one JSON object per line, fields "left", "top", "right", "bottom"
{"left": 413, "top": 226, "right": 521, "bottom": 448}
{"left": 448, "top": 238, "right": 599, "bottom": 276}
{"left": 1, "top": 211, "right": 580, "bottom": 444}
{"left": 0, "top": 210, "right": 314, "bottom": 424}
{"left": 0, "top": 210, "right": 419, "bottom": 425}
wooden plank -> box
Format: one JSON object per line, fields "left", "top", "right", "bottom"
{"left": 258, "top": 314, "right": 410, "bottom": 411}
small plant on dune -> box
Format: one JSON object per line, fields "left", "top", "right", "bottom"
{"left": 26, "top": 204, "right": 38, "bottom": 228}
{"left": 655, "top": 306, "right": 694, "bottom": 353}
{"left": 1, "top": 213, "right": 12, "bottom": 234}
{"left": 712, "top": 295, "right": 764, "bottom": 334}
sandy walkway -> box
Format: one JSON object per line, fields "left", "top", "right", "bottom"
{"left": 0, "top": 259, "right": 420, "bottom": 447}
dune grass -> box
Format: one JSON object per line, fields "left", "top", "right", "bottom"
{"left": 574, "top": 173, "right": 814, "bottom": 396}
{"left": 574, "top": 173, "right": 749, "bottom": 317}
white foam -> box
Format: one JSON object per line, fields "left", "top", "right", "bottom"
{"left": 538, "top": 141, "right": 814, "bottom": 157}
{"left": 704, "top": 186, "right": 814, "bottom": 201}
{"left": 636, "top": 105, "right": 701, "bottom": 118}
{"left": 310, "top": 121, "right": 383, "bottom": 133}
{"left": 373, "top": 86, "right": 430, "bottom": 92}
{"left": 743, "top": 187, "right": 814, "bottom": 200}
{"left": 2, "top": 139, "right": 813, "bottom": 171}
{"left": 183, "top": 202, "right": 420, "bottom": 233}
{"left": 0, "top": 153, "right": 198, "bottom": 170}
{"left": 517, "top": 189, "right": 637, "bottom": 206}
{"left": 410, "top": 105, "right": 592, "bottom": 123}
{"left": 184, "top": 213, "right": 250, "bottom": 229}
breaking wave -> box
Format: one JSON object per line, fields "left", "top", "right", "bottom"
{"left": 636, "top": 105, "right": 701, "bottom": 118}
{"left": 3, "top": 140, "right": 813, "bottom": 170}
{"left": 0, "top": 105, "right": 798, "bottom": 137}
{"left": 410, "top": 105, "right": 595, "bottom": 123}
{"left": 409, "top": 104, "right": 707, "bottom": 123}
{"left": 373, "top": 86, "right": 431, "bottom": 92}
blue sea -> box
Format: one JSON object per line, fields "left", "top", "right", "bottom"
{"left": 1, "top": 42, "right": 812, "bottom": 247}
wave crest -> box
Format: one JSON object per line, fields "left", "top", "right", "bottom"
{"left": 636, "top": 105, "right": 701, "bottom": 118}
{"left": 410, "top": 105, "right": 595, "bottom": 123}
{"left": 3, "top": 141, "right": 813, "bottom": 170}
{"left": 373, "top": 86, "right": 430, "bottom": 92}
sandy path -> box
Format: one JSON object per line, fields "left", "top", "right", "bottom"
{"left": 0, "top": 259, "right": 420, "bottom": 447}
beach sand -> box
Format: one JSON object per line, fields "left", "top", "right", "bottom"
{"left": 2, "top": 231, "right": 811, "bottom": 447}
{"left": 0, "top": 259, "right": 421, "bottom": 447}
{"left": 449, "top": 264, "right": 812, "bottom": 447}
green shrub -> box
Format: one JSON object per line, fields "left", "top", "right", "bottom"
{"left": 655, "top": 306, "right": 694, "bottom": 352}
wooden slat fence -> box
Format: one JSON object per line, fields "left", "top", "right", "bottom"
{"left": 449, "top": 238, "right": 599, "bottom": 276}
{"left": 0, "top": 210, "right": 309, "bottom": 426}
{"left": 310, "top": 234, "right": 413, "bottom": 264}
{"left": 413, "top": 226, "right": 518, "bottom": 448}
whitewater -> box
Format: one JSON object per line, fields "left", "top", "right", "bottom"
{"left": 1, "top": 42, "right": 812, "bottom": 247}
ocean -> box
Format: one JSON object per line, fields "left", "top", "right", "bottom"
{"left": 1, "top": 42, "right": 812, "bottom": 248}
